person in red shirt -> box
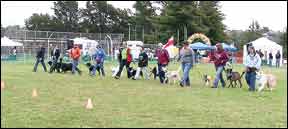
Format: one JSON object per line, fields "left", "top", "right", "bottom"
{"left": 70, "top": 44, "right": 82, "bottom": 75}
{"left": 210, "top": 43, "right": 229, "bottom": 88}
{"left": 157, "top": 43, "right": 170, "bottom": 84}
{"left": 115, "top": 42, "right": 132, "bottom": 79}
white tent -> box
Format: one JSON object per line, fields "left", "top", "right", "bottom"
{"left": 243, "top": 37, "right": 283, "bottom": 66}
{"left": 1, "top": 36, "right": 25, "bottom": 62}
{"left": 126, "top": 41, "right": 144, "bottom": 59}
{"left": 72, "top": 37, "right": 98, "bottom": 56}
{"left": 1, "top": 36, "right": 23, "bottom": 46}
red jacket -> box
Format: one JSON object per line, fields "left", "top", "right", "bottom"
{"left": 70, "top": 47, "right": 81, "bottom": 60}
{"left": 119, "top": 47, "right": 132, "bottom": 63}
{"left": 126, "top": 48, "right": 132, "bottom": 63}
{"left": 210, "top": 50, "right": 229, "bottom": 67}
{"left": 157, "top": 48, "right": 169, "bottom": 65}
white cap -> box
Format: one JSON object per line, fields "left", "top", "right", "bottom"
{"left": 158, "top": 43, "right": 163, "bottom": 47}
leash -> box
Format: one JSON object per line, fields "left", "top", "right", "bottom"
{"left": 240, "top": 71, "right": 246, "bottom": 79}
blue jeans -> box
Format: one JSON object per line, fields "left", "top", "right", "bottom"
{"left": 33, "top": 58, "right": 47, "bottom": 72}
{"left": 158, "top": 63, "right": 167, "bottom": 84}
{"left": 181, "top": 63, "right": 192, "bottom": 86}
{"left": 213, "top": 65, "right": 225, "bottom": 88}
{"left": 72, "top": 59, "right": 79, "bottom": 74}
{"left": 269, "top": 59, "right": 272, "bottom": 67}
{"left": 276, "top": 59, "right": 280, "bottom": 68}
{"left": 92, "top": 62, "right": 105, "bottom": 76}
{"left": 245, "top": 71, "right": 256, "bottom": 91}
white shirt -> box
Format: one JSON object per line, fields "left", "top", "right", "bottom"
{"left": 245, "top": 53, "right": 261, "bottom": 70}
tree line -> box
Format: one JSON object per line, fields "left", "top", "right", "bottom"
{"left": 23, "top": 1, "right": 226, "bottom": 44}
{"left": 1, "top": 1, "right": 286, "bottom": 57}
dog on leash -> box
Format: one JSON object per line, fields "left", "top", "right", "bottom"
{"left": 58, "top": 58, "right": 73, "bottom": 73}
{"left": 85, "top": 62, "right": 100, "bottom": 75}
{"left": 111, "top": 66, "right": 119, "bottom": 77}
{"left": 163, "top": 67, "right": 181, "bottom": 85}
{"left": 224, "top": 68, "right": 245, "bottom": 88}
{"left": 48, "top": 60, "right": 61, "bottom": 73}
{"left": 203, "top": 74, "right": 213, "bottom": 86}
{"left": 197, "top": 71, "right": 213, "bottom": 87}
{"left": 256, "top": 71, "right": 277, "bottom": 92}
{"left": 128, "top": 67, "right": 143, "bottom": 79}
{"left": 224, "top": 62, "right": 245, "bottom": 88}
{"left": 149, "top": 66, "right": 159, "bottom": 80}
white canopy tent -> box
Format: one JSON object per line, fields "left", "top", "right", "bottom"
{"left": 243, "top": 37, "right": 283, "bottom": 66}
{"left": 72, "top": 37, "right": 99, "bottom": 56}
{"left": 1, "top": 36, "right": 23, "bottom": 46}
{"left": 1, "top": 36, "right": 25, "bottom": 62}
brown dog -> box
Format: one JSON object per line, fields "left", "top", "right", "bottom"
{"left": 225, "top": 68, "right": 245, "bottom": 88}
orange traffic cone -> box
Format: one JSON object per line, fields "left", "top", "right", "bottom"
{"left": 85, "top": 98, "right": 93, "bottom": 109}
{"left": 1, "top": 80, "right": 4, "bottom": 90}
{"left": 32, "top": 88, "right": 38, "bottom": 97}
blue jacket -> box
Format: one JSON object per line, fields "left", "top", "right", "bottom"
{"left": 93, "top": 48, "right": 106, "bottom": 63}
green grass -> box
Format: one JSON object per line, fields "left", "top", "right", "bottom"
{"left": 1, "top": 60, "right": 287, "bottom": 128}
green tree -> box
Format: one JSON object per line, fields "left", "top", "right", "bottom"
{"left": 198, "top": 1, "right": 226, "bottom": 44}
{"left": 133, "top": 1, "right": 156, "bottom": 43}
{"left": 154, "top": 1, "right": 206, "bottom": 44}
{"left": 25, "top": 13, "right": 55, "bottom": 31}
{"left": 52, "top": 1, "right": 79, "bottom": 32}
{"left": 246, "top": 20, "right": 262, "bottom": 42}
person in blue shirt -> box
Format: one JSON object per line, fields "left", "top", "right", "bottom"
{"left": 92, "top": 45, "right": 106, "bottom": 76}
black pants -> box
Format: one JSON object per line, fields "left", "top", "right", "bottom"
{"left": 33, "top": 58, "right": 47, "bottom": 72}
{"left": 115, "top": 59, "right": 131, "bottom": 78}
{"left": 158, "top": 63, "right": 167, "bottom": 83}
{"left": 49, "top": 56, "right": 60, "bottom": 73}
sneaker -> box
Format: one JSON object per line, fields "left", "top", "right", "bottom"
{"left": 211, "top": 86, "right": 217, "bottom": 88}
{"left": 179, "top": 83, "right": 184, "bottom": 87}
{"left": 114, "top": 76, "right": 120, "bottom": 79}
{"left": 132, "top": 78, "right": 136, "bottom": 80}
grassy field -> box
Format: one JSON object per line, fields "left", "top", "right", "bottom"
{"left": 1, "top": 60, "right": 287, "bottom": 128}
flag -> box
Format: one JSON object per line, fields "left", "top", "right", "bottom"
{"left": 163, "top": 36, "right": 174, "bottom": 49}
{"left": 163, "top": 36, "right": 177, "bottom": 58}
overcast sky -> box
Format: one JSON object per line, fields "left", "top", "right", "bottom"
{"left": 1, "top": 1, "right": 287, "bottom": 31}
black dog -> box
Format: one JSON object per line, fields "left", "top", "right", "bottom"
{"left": 149, "top": 66, "right": 158, "bottom": 80}
{"left": 58, "top": 58, "right": 82, "bottom": 74}
{"left": 59, "top": 58, "right": 73, "bottom": 73}
{"left": 128, "top": 67, "right": 143, "bottom": 79}
{"left": 48, "top": 60, "right": 61, "bottom": 73}
{"left": 85, "top": 62, "right": 100, "bottom": 75}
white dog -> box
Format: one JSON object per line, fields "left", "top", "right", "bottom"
{"left": 111, "top": 65, "right": 119, "bottom": 77}
{"left": 163, "top": 66, "right": 181, "bottom": 85}
{"left": 256, "top": 71, "right": 277, "bottom": 92}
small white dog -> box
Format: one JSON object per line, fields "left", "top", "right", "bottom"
{"left": 111, "top": 65, "right": 119, "bottom": 77}
{"left": 256, "top": 71, "right": 277, "bottom": 92}
{"left": 163, "top": 67, "right": 181, "bottom": 85}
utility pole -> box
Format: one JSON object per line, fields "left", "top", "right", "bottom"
{"left": 184, "top": 25, "right": 187, "bottom": 41}
{"left": 142, "top": 26, "right": 144, "bottom": 43}
{"left": 177, "top": 29, "right": 179, "bottom": 44}
{"left": 128, "top": 23, "right": 131, "bottom": 41}
{"left": 135, "top": 25, "right": 137, "bottom": 41}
